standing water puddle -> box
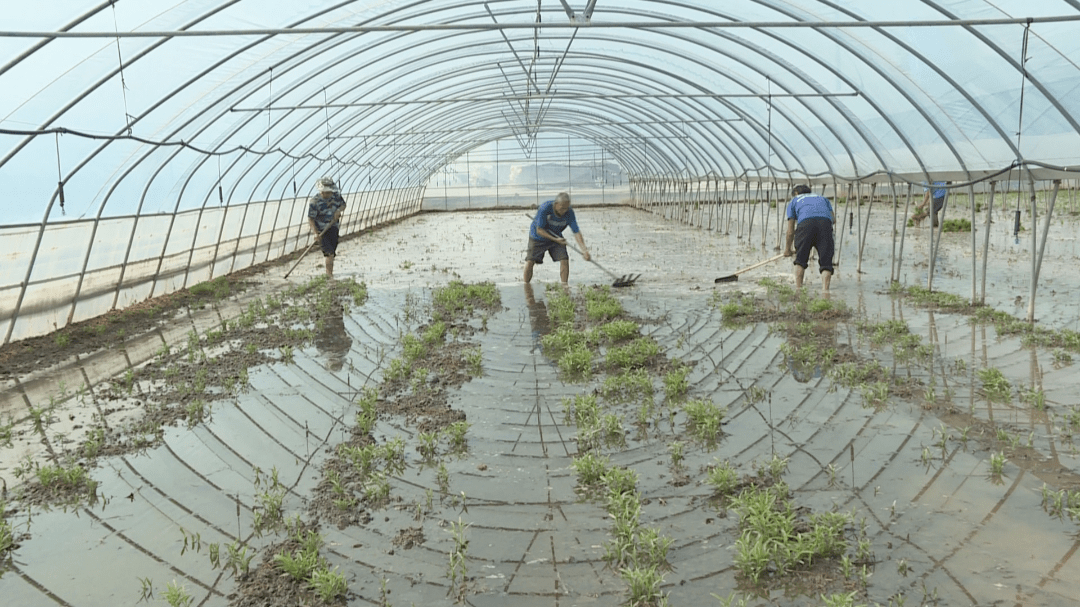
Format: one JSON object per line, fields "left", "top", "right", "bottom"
{"left": 2, "top": 206, "right": 1079, "bottom": 606}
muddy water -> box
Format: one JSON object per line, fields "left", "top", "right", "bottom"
{"left": 2, "top": 205, "right": 1080, "bottom": 606}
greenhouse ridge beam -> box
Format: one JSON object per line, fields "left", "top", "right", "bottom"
{"left": 327, "top": 118, "right": 744, "bottom": 136}
{"left": 231, "top": 92, "right": 857, "bottom": 112}
{"left": 3, "top": 15, "right": 1080, "bottom": 37}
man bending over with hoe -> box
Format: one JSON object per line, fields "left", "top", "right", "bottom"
{"left": 783, "top": 184, "right": 835, "bottom": 293}
{"left": 524, "top": 192, "right": 591, "bottom": 285}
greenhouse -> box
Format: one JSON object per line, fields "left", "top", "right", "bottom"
{"left": 2, "top": 2, "right": 1080, "bottom": 606}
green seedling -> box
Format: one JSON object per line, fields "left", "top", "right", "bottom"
{"left": 542, "top": 325, "right": 591, "bottom": 356}
{"left": 465, "top": 347, "right": 483, "bottom": 376}
{"left": 826, "top": 463, "right": 840, "bottom": 488}
{"left": 558, "top": 343, "right": 594, "bottom": 378}
{"left": 571, "top": 453, "right": 612, "bottom": 487}
{"left": 600, "top": 368, "right": 654, "bottom": 403}
{"left": 444, "top": 421, "right": 470, "bottom": 452}
{"left": 663, "top": 364, "right": 690, "bottom": 401}
{"left": 989, "top": 451, "right": 1007, "bottom": 476}
{"left": 418, "top": 431, "right": 440, "bottom": 460}
{"left": 977, "top": 367, "right": 1012, "bottom": 402}
{"left": 712, "top": 592, "right": 752, "bottom": 607}
{"left": 162, "top": 580, "right": 192, "bottom": 607}
{"left": 599, "top": 319, "right": 640, "bottom": 341}
{"left": 185, "top": 399, "right": 208, "bottom": 429}
{"left": 310, "top": 566, "right": 347, "bottom": 602}
{"left": 274, "top": 545, "right": 320, "bottom": 581}
{"left": 1021, "top": 387, "right": 1046, "bottom": 410}
{"left": 223, "top": 541, "right": 253, "bottom": 577}
{"left": 279, "top": 345, "right": 294, "bottom": 364}
{"left": 706, "top": 460, "right": 739, "bottom": 496}
{"left": 563, "top": 394, "right": 600, "bottom": 426}
{"left": 620, "top": 565, "right": 668, "bottom": 607}
{"left": 602, "top": 466, "right": 640, "bottom": 498}
{"left": 446, "top": 518, "right": 470, "bottom": 603}
{"left": 668, "top": 441, "right": 685, "bottom": 468}
{"left": 820, "top": 591, "right": 860, "bottom": 607}
{"left": 0, "top": 416, "right": 12, "bottom": 448}
{"left": 585, "top": 296, "right": 623, "bottom": 321}
{"left": 762, "top": 454, "right": 789, "bottom": 482}
{"left": 355, "top": 387, "right": 378, "bottom": 434}
{"left": 381, "top": 437, "right": 407, "bottom": 476}
{"left": 410, "top": 367, "right": 430, "bottom": 393}
{"left": 712, "top": 292, "right": 758, "bottom": 324}
{"left": 600, "top": 413, "right": 625, "bottom": 447}
{"left": 606, "top": 337, "right": 660, "bottom": 370}
{"left": 682, "top": 399, "right": 726, "bottom": 443}
{"left": 746, "top": 385, "right": 769, "bottom": 404}
{"left": 436, "top": 462, "right": 450, "bottom": 493}
{"left": 636, "top": 401, "right": 654, "bottom": 429}
{"left": 859, "top": 381, "right": 890, "bottom": 409}
{"left": 137, "top": 576, "right": 154, "bottom": 603}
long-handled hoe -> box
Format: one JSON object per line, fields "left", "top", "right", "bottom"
{"left": 284, "top": 223, "right": 333, "bottom": 279}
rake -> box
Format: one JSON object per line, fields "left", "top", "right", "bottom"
{"left": 565, "top": 240, "right": 640, "bottom": 288}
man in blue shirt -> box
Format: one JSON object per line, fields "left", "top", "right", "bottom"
{"left": 912, "top": 181, "right": 948, "bottom": 227}
{"left": 307, "top": 176, "right": 347, "bottom": 278}
{"left": 783, "top": 184, "right": 834, "bottom": 293}
{"left": 524, "top": 192, "right": 591, "bottom": 284}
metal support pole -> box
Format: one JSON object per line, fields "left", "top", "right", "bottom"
{"left": 896, "top": 184, "right": 913, "bottom": 283}
{"left": 889, "top": 180, "right": 898, "bottom": 282}
{"left": 857, "top": 183, "right": 875, "bottom": 274}
{"left": 979, "top": 182, "right": 997, "bottom": 305}
{"left": 969, "top": 183, "right": 977, "bottom": 303}
{"left": 1028, "top": 180, "right": 1060, "bottom": 322}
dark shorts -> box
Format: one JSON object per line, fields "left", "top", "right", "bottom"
{"left": 931, "top": 196, "right": 946, "bottom": 213}
{"left": 320, "top": 224, "right": 340, "bottom": 257}
{"left": 793, "top": 217, "right": 834, "bottom": 273}
{"left": 526, "top": 237, "right": 568, "bottom": 264}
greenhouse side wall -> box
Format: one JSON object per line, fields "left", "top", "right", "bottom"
{"left": 0, "top": 186, "right": 424, "bottom": 345}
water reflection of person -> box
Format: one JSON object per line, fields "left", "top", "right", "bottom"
{"left": 524, "top": 282, "right": 550, "bottom": 353}
{"left": 315, "top": 300, "right": 352, "bottom": 371}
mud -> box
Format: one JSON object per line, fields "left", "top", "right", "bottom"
{"left": 1, "top": 204, "right": 1080, "bottom": 607}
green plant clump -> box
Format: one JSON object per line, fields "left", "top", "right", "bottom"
{"left": 606, "top": 337, "right": 660, "bottom": 370}
{"left": 599, "top": 368, "right": 654, "bottom": 403}
{"left": 977, "top": 367, "right": 1012, "bottom": 402}
{"left": 682, "top": 399, "right": 726, "bottom": 443}
{"left": 730, "top": 484, "right": 849, "bottom": 585}
{"left": 941, "top": 218, "right": 972, "bottom": 232}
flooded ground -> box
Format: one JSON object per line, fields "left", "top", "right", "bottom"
{"left": 2, "top": 203, "right": 1080, "bottom": 606}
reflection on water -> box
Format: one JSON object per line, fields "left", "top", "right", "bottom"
{"left": 523, "top": 282, "right": 549, "bottom": 354}
{"left": 315, "top": 300, "right": 352, "bottom": 371}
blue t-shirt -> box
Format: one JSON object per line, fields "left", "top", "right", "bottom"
{"left": 924, "top": 182, "right": 947, "bottom": 200}
{"left": 786, "top": 194, "right": 834, "bottom": 225}
{"left": 308, "top": 193, "right": 346, "bottom": 231}
{"left": 529, "top": 199, "right": 580, "bottom": 240}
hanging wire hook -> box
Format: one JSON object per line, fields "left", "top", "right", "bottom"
{"left": 1013, "top": 19, "right": 1033, "bottom": 244}
{"left": 55, "top": 132, "right": 66, "bottom": 215}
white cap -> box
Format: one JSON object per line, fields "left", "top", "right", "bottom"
{"left": 316, "top": 176, "right": 339, "bottom": 192}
